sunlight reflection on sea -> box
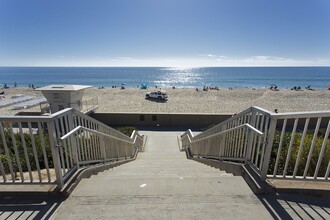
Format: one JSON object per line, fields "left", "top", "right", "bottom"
{"left": 156, "top": 67, "right": 204, "bottom": 88}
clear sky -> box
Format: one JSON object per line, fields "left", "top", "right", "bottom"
{"left": 0, "top": 0, "right": 330, "bottom": 67}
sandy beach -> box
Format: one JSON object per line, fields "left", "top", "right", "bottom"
{"left": 0, "top": 87, "right": 329, "bottom": 116}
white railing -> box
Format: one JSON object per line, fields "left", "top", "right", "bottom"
{"left": 0, "top": 108, "right": 143, "bottom": 189}
{"left": 181, "top": 106, "right": 330, "bottom": 182}
{"left": 70, "top": 97, "right": 98, "bottom": 113}
{"left": 269, "top": 111, "right": 330, "bottom": 181}
{"left": 60, "top": 126, "right": 143, "bottom": 166}
{"left": 182, "top": 124, "right": 264, "bottom": 162}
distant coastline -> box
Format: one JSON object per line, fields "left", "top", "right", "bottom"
{"left": 0, "top": 66, "right": 329, "bottom": 89}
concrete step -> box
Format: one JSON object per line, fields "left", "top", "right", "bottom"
{"left": 93, "top": 169, "right": 231, "bottom": 178}
{"left": 90, "top": 171, "right": 232, "bottom": 179}
{"left": 54, "top": 188, "right": 272, "bottom": 220}
{"left": 108, "top": 164, "right": 222, "bottom": 171}
{"left": 77, "top": 176, "right": 247, "bottom": 197}
{"left": 98, "top": 167, "right": 225, "bottom": 173}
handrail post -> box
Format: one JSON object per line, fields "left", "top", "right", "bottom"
{"left": 261, "top": 116, "right": 277, "bottom": 180}
{"left": 245, "top": 111, "right": 257, "bottom": 163}
{"left": 68, "top": 110, "right": 79, "bottom": 169}
{"left": 99, "top": 126, "right": 107, "bottom": 162}
{"left": 219, "top": 124, "right": 226, "bottom": 157}
{"left": 47, "top": 120, "right": 64, "bottom": 189}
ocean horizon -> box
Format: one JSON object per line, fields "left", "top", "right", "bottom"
{"left": 0, "top": 66, "right": 330, "bottom": 89}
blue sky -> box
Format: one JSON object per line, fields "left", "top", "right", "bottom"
{"left": 0, "top": 0, "right": 329, "bottom": 67}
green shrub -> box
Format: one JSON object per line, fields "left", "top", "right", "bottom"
{"left": 269, "top": 130, "right": 330, "bottom": 177}
{"left": 0, "top": 127, "right": 53, "bottom": 174}
{"left": 116, "top": 127, "right": 137, "bottom": 137}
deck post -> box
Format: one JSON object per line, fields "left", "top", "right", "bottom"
{"left": 47, "top": 120, "right": 64, "bottom": 189}
{"left": 245, "top": 110, "right": 257, "bottom": 163}
{"left": 261, "top": 117, "right": 277, "bottom": 181}
{"left": 99, "top": 126, "right": 107, "bottom": 162}
{"left": 68, "top": 111, "right": 79, "bottom": 169}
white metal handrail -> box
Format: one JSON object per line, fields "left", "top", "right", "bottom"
{"left": 183, "top": 120, "right": 265, "bottom": 162}
{"left": 181, "top": 106, "right": 330, "bottom": 182}
{"left": 61, "top": 126, "right": 135, "bottom": 145}
{"left": 59, "top": 125, "right": 142, "bottom": 168}
{"left": 72, "top": 109, "right": 132, "bottom": 142}
{"left": 191, "top": 123, "right": 263, "bottom": 143}
{"left": 0, "top": 107, "right": 144, "bottom": 189}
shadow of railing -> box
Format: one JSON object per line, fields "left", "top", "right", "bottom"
{"left": 0, "top": 195, "right": 65, "bottom": 219}
{"left": 258, "top": 193, "right": 330, "bottom": 219}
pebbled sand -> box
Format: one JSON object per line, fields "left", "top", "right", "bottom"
{"left": 0, "top": 87, "right": 330, "bottom": 116}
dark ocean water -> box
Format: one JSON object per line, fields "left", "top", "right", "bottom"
{"left": 0, "top": 67, "right": 329, "bottom": 89}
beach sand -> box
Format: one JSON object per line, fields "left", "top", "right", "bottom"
{"left": 0, "top": 87, "right": 329, "bottom": 116}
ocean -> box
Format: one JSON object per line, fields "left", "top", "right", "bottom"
{"left": 0, "top": 67, "right": 329, "bottom": 89}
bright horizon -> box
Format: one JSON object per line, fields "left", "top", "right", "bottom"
{"left": 1, "top": 0, "right": 330, "bottom": 67}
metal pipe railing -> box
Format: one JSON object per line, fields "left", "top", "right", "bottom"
{"left": 0, "top": 108, "right": 144, "bottom": 189}
{"left": 181, "top": 106, "right": 330, "bottom": 182}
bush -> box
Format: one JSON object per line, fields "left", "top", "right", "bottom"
{"left": 116, "top": 127, "right": 137, "bottom": 137}
{"left": 269, "top": 130, "right": 330, "bottom": 177}
{"left": 0, "top": 127, "right": 53, "bottom": 174}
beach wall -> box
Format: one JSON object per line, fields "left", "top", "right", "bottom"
{"left": 90, "top": 112, "right": 232, "bottom": 129}
{"left": 90, "top": 112, "right": 330, "bottom": 131}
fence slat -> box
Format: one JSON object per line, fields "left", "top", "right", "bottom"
{"left": 246, "top": 111, "right": 257, "bottom": 161}
{"left": 64, "top": 115, "right": 74, "bottom": 168}
{"left": 325, "top": 161, "right": 330, "bottom": 180}
{"left": 61, "top": 117, "right": 70, "bottom": 171}
{"left": 255, "top": 114, "right": 265, "bottom": 167}
{"left": 9, "top": 123, "right": 24, "bottom": 182}
{"left": 251, "top": 113, "right": 261, "bottom": 162}
{"left": 90, "top": 121, "right": 97, "bottom": 160}
{"left": 0, "top": 159, "right": 6, "bottom": 182}
{"left": 283, "top": 118, "right": 298, "bottom": 177}
{"left": 0, "top": 122, "right": 15, "bottom": 182}
{"left": 18, "top": 123, "right": 33, "bottom": 181}
{"left": 313, "top": 120, "right": 330, "bottom": 178}
{"left": 93, "top": 123, "right": 100, "bottom": 159}
{"left": 293, "top": 118, "right": 310, "bottom": 178}
{"left": 273, "top": 119, "right": 287, "bottom": 176}
{"left": 83, "top": 119, "right": 91, "bottom": 161}
{"left": 259, "top": 116, "right": 269, "bottom": 170}
{"left": 28, "top": 123, "right": 42, "bottom": 182}
{"left": 37, "top": 122, "right": 51, "bottom": 182}
{"left": 67, "top": 113, "right": 79, "bottom": 168}
{"left": 303, "top": 118, "right": 321, "bottom": 178}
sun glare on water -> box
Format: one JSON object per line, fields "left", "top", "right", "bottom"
{"left": 156, "top": 67, "right": 204, "bottom": 88}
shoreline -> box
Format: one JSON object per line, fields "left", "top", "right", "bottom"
{"left": 2, "top": 84, "right": 330, "bottom": 89}
{"left": 0, "top": 87, "right": 329, "bottom": 116}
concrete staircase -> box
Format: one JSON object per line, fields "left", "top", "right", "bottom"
{"left": 52, "top": 131, "right": 272, "bottom": 219}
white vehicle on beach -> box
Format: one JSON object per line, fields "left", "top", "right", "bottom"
{"left": 145, "top": 90, "right": 168, "bottom": 100}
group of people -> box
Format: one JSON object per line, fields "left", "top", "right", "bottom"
{"left": 2, "top": 82, "right": 18, "bottom": 89}
{"left": 28, "top": 84, "right": 36, "bottom": 89}
{"left": 269, "top": 85, "right": 319, "bottom": 91}
{"left": 201, "top": 86, "right": 219, "bottom": 91}
{"left": 269, "top": 85, "right": 278, "bottom": 91}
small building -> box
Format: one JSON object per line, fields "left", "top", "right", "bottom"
{"left": 36, "top": 84, "right": 92, "bottom": 113}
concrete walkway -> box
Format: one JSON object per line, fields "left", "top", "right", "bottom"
{"left": 52, "top": 131, "right": 273, "bottom": 219}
